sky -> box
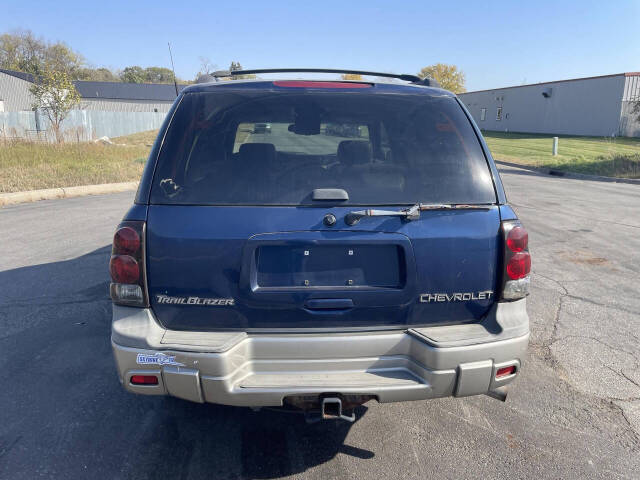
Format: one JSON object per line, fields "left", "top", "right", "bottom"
{"left": 2, "top": 0, "right": 639, "bottom": 91}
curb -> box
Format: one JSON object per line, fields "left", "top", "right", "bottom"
{"left": 495, "top": 160, "right": 640, "bottom": 185}
{"left": 0, "top": 182, "right": 139, "bottom": 207}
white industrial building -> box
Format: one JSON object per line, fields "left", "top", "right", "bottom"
{"left": 0, "top": 69, "right": 185, "bottom": 140}
{"left": 458, "top": 73, "right": 640, "bottom": 137}
{"left": 0, "top": 68, "right": 183, "bottom": 113}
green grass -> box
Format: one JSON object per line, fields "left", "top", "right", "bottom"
{"left": 0, "top": 130, "right": 158, "bottom": 193}
{"left": 482, "top": 131, "right": 640, "bottom": 178}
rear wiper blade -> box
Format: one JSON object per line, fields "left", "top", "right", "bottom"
{"left": 345, "top": 203, "right": 491, "bottom": 225}
{"left": 417, "top": 203, "right": 493, "bottom": 211}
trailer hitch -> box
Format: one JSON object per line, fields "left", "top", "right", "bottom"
{"left": 321, "top": 397, "right": 355, "bottom": 422}
{"left": 284, "top": 394, "right": 373, "bottom": 423}
{"left": 304, "top": 397, "right": 355, "bottom": 423}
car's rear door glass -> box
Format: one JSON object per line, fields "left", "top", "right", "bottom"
{"left": 234, "top": 122, "right": 370, "bottom": 155}
{"left": 151, "top": 89, "right": 495, "bottom": 206}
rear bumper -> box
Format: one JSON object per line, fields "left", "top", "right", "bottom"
{"left": 111, "top": 300, "right": 529, "bottom": 406}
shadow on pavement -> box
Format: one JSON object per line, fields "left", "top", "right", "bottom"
{"left": 0, "top": 246, "right": 372, "bottom": 479}
{"left": 126, "top": 398, "right": 372, "bottom": 479}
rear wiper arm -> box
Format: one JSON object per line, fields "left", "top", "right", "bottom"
{"left": 345, "top": 204, "right": 421, "bottom": 225}
{"left": 345, "top": 203, "right": 491, "bottom": 225}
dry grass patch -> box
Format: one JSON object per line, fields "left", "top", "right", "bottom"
{"left": 0, "top": 130, "right": 159, "bottom": 193}
{"left": 111, "top": 130, "right": 159, "bottom": 146}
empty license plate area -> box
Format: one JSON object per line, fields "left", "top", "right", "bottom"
{"left": 256, "top": 244, "right": 404, "bottom": 288}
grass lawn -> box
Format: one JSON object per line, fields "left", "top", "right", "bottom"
{"left": 3, "top": 128, "right": 639, "bottom": 193}
{"left": 0, "top": 130, "right": 158, "bottom": 193}
{"left": 482, "top": 131, "right": 640, "bottom": 178}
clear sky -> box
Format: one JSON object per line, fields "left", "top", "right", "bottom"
{"left": 2, "top": 0, "right": 639, "bottom": 91}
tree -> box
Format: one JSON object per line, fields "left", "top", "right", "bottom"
{"left": 417, "top": 63, "right": 466, "bottom": 93}
{"left": 120, "top": 66, "right": 146, "bottom": 83}
{"left": 30, "top": 69, "right": 80, "bottom": 143}
{"left": 119, "top": 65, "right": 185, "bottom": 83}
{"left": 1, "top": 30, "right": 187, "bottom": 84}
{"left": 195, "top": 56, "right": 217, "bottom": 81}
{"left": 0, "top": 30, "right": 47, "bottom": 75}
{"left": 227, "top": 61, "right": 255, "bottom": 80}
{"left": 42, "top": 41, "right": 84, "bottom": 75}
{"left": 144, "top": 66, "right": 176, "bottom": 84}
{"left": 340, "top": 73, "right": 363, "bottom": 80}
{"left": 0, "top": 30, "right": 83, "bottom": 77}
{"left": 195, "top": 57, "right": 217, "bottom": 83}
{"left": 76, "top": 67, "right": 120, "bottom": 82}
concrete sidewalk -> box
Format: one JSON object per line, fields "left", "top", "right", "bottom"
{"left": 0, "top": 181, "right": 138, "bottom": 207}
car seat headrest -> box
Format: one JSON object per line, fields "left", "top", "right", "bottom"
{"left": 337, "top": 140, "right": 372, "bottom": 166}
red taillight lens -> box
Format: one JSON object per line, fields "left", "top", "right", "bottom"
{"left": 130, "top": 375, "right": 158, "bottom": 385}
{"left": 110, "top": 255, "right": 140, "bottom": 284}
{"left": 507, "top": 226, "right": 528, "bottom": 252}
{"left": 110, "top": 220, "right": 147, "bottom": 307}
{"left": 501, "top": 221, "right": 531, "bottom": 300}
{"left": 506, "top": 252, "right": 531, "bottom": 280}
{"left": 496, "top": 366, "right": 516, "bottom": 378}
{"left": 113, "top": 226, "right": 140, "bottom": 255}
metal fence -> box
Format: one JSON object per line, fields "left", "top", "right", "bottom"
{"left": 0, "top": 109, "right": 167, "bottom": 142}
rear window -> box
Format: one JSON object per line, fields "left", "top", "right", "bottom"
{"left": 150, "top": 89, "right": 496, "bottom": 205}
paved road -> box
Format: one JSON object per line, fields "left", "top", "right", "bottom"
{"left": 1, "top": 166, "right": 639, "bottom": 479}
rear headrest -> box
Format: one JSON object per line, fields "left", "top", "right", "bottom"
{"left": 185, "top": 138, "right": 225, "bottom": 184}
{"left": 338, "top": 140, "right": 372, "bottom": 166}
{"left": 239, "top": 143, "right": 276, "bottom": 164}
{"left": 186, "top": 155, "right": 213, "bottom": 184}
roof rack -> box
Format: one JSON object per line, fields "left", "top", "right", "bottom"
{"left": 211, "top": 68, "right": 440, "bottom": 87}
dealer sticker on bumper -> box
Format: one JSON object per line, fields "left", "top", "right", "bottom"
{"left": 136, "top": 353, "right": 185, "bottom": 367}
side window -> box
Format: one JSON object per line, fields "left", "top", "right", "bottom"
{"left": 233, "top": 123, "right": 254, "bottom": 152}
{"left": 480, "top": 108, "right": 486, "bottom": 121}
{"left": 496, "top": 107, "right": 503, "bottom": 121}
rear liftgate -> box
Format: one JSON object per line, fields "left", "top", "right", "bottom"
{"left": 239, "top": 230, "right": 417, "bottom": 328}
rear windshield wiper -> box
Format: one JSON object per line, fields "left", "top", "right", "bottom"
{"left": 345, "top": 203, "right": 491, "bottom": 225}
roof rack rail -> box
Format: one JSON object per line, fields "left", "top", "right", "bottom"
{"left": 211, "top": 68, "right": 440, "bottom": 87}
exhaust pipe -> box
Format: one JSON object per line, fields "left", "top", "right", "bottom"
{"left": 485, "top": 386, "right": 508, "bottom": 402}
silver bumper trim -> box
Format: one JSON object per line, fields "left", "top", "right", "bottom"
{"left": 111, "top": 301, "right": 529, "bottom": 407}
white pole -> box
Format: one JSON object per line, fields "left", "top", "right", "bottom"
{"left": 552, "top": 137, "right": 558, "bottom": 156}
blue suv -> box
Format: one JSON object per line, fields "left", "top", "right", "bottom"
{"left": 110, "top": 69, "right": 530, "bottom": 420}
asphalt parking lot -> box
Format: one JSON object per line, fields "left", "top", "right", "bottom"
{"left": 1, "top": 165, "right": 638, "bottom": 479}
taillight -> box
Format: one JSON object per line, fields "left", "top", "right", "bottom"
{"left": 506, "top": 226, "right": 528, "bottom": 253}
{"left": 496, "top": 366, "right": 517, "bottom": 379}
{"left": 113, "top": 226, "right": 140, "bottom": 255}
{"left": 501, "top": 221, "right": 531, "bottom": 300}
{"left": 130, "top": 375, "right": 159, "bottom": 385}
{"left": 109, "top": 221, "right": 148, "bottom": 307}
{"left": 506, "top": 252, "right": 531, "bottom": 280}
{"left": 109, "top": 255, "right": 139, "bottom": 283}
